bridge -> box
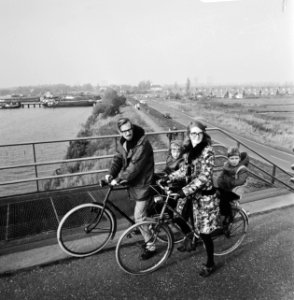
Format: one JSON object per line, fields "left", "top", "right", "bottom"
{"left": 0, "top": 128, "right": 293, "bottom": 270}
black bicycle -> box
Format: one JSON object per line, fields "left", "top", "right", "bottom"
{"left": 57, "top": 180, "right": 135, "bottom": 257}
{"left": 116, "top": 180, "right": 249, "bottom": 275}
{"left": 56, "top": 178, "right": 168, "bottom": 258}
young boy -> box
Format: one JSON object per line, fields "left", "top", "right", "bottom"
{"left": 162, "top": 139, "right": 185, "bottom": 175}
{"left": 217, "top": 147, "right": 249, "bottom": 223}
{"left": 151, "top": 139, "right": 185, "bottom": 219}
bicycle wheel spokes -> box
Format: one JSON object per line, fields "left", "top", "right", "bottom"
{"left": 57, "top": 203, "right": 114, "bottom": 257}
{"left": 116, "top": 221, "right": 173, "bottom": 275}
{"left": 213, "top": 208, "right": 248, "bottom": 256}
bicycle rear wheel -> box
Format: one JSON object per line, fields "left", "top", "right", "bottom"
{"left": 57, "top": 203, "right": 115, "bottom": 257}
{"left": 213, "top": 207, "right": 248, "bottom": 256}
{"left": 116, "top": 221, "right": 173, "bottom": 275}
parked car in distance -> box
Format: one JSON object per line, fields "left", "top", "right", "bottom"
{"left": 163, "top": 113, "right": 172, "bottom": 119}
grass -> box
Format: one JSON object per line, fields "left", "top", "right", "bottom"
{"left": 165, "top": 96, "right": 294, "bottom": 152}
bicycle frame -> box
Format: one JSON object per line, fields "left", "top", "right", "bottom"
{"left": 96, "top": 182, "right": 135, "bottom": 230}
{"left": 151, "top": 183, "right": 197, "bottom": 236}
{"left": 151, "top": 182, "right": 249, "bottom": 238}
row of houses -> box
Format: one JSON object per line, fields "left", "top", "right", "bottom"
{"left": 132, "top": 85, "right": 294, "bottom": 100}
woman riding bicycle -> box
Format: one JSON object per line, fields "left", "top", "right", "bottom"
{"left": 167, "top": 120, "right": 220, "bottom": 277}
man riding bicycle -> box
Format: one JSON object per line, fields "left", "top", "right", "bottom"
{"left": 105, "top": 117, "right": 156, "bottom": 260}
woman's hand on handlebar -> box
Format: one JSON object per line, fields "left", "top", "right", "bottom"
{"left": 172, "top": 193, "right": 181, "bottom": 200}
{"left": 157, "top": 174, "right": 170, "bottom": 186}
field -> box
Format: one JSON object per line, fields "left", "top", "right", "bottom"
{"left": 164, "top": 96, "right": 294, "bottom": 152}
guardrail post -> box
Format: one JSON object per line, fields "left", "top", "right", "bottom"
{"left": 115, "top": 137, "right": 118, "bottom": 151}
{"left": 271, "top": 165, "right": 276, "bottom": 184}
{"left": 32, "top": 143, "right": 40, "bottom": 192}
{"left": 5, "top": 204, "right": 9, "bottom": 240}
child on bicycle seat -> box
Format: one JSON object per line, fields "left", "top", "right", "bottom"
{"left": 151, "top": 139, "right": 186, "bottom": 218}
{"left": 162, "top": 139, "right": 185, "bottom": 175}
{"left": 217, "top": 147, "right": 249, "bottom": 223}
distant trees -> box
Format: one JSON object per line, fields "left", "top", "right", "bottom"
{"left": 138, "top": 80, "right": 151, "bottom": 92}
{"left": 185, "top": 78, "right": 191, "bottom": 96}
{"left": 92, "top": 87, "right": 126, "bottom": 118}
{"left": 66, "top": 87, "right": 126, "bottom": 160}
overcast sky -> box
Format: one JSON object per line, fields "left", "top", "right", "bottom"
{"left": 0, "top": 0, "right": 293, "bottom": 88}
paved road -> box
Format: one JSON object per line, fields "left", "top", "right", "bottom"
{"left": 148, "top": 100, "right": 294, "bottom": 173}
{"left": 1, "top": 206, "right": 294, "bottom": 300}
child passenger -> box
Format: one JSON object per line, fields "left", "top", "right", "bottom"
{"left": 217, "top": 147, "right": 249, "bottom": 222}
{"left": 154, "top": 139, "right": 186, "bottom": 219}
{"left": 162, "top": 139, "right": 185, "bottom": 175}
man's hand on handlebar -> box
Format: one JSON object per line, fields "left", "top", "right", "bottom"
{"left": 110, "top": 179, "right": 119, "bottom": 186}
{"left": 109, "top": 178, "right": 128, "bottom": 186}
{"left": 100, "top": 176, "right": 128, "bottom": 187}
{"left": 105, "top": 174, "right": 113, "bottom": 183}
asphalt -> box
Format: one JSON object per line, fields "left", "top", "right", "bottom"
{"left": 0, "top": 188, "right": 293, "bottom": 276}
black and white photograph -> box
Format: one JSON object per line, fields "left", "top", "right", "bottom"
{"left": 0, "top": 0, "right": 293, "bottom": 299}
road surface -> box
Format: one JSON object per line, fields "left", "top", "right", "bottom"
{"left": 1, "top": 206, "right": 294, "bottom": 300}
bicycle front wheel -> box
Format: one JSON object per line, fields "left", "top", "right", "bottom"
{"left": 116, "top": 221, "right": 173, "bottom": 275}
{"left": 213, "top": 207, "right": 248, "bottom": 256}
{"left": 57, "top": 203, "right": 115, "bottom": 257}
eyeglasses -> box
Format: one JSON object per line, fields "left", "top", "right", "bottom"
{"left": 189, "top": 131, "right": 203, "bottom": 137}
{"left": 120, "top": 127, "right": 133, "bottom": 134}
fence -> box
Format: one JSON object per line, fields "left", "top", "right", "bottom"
{"left": 0, "top": 128, "right": 293, "bottom": 198}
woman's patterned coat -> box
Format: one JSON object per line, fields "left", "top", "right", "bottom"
{"left": 169, "top": 145, "right": 219, "bottom": 235}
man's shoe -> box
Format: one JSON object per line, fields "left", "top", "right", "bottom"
{"left": 140, "top": 248, "right": 156, "bottom": 260}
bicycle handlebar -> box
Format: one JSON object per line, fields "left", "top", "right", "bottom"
{"left": 99, "top": 179, "right": 128, "bottom": 188}
{"left": 156, "top": 179, "right": 179, "bottom": 197}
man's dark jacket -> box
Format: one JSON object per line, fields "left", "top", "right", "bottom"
{"left": 109, "top": 125, "right": 154, "bottom": 201}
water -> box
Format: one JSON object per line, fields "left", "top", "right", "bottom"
{"left": 0, "top": 106, "right": 93, "bottom": 196}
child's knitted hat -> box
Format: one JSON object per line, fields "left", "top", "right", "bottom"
{"left": 170, "top": 139, "right": 183, "bottom": 149}
{"left": 227, "top": 147, "right": 241, "bottom": 157}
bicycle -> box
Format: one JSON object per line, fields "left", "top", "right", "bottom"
{"left": 115, "top": 180, "right": 249, "bottom": 275}
{"left": 56, "top": 178, "right": 170, "bottom": 257}
{"left": 57, "top": 180, "right": 136, "bottom": 257}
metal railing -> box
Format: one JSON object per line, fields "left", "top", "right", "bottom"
{"left": 0, "top": 128, "right": 293, "bottom": 197}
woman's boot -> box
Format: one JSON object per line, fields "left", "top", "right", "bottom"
{"left": 177, "top": 232, "right": 194, "bottom": 252}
